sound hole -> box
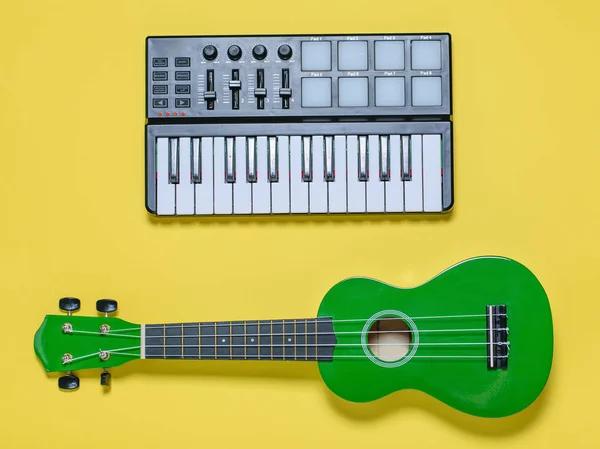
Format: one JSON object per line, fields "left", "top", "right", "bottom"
{"left": 367, "top": 317, "right": 412, "bottom": 362}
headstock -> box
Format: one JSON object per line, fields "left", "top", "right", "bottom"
{"left": 34, "top": 297, "right": 141, "bottom": 391}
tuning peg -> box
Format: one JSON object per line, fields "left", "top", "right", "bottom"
{"left": 58, "top": 372, "right": 80, "bottom": 391}
{"left": 100, "top": 369, "right": 111, "bottom": 387}
{"left": 96, "top": 299, "right": 118, "bottom": 316}
{"left": 59, "top": 297, "right": 80, "bottom": 315}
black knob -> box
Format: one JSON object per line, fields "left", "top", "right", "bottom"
{"left": 227, "top": 45, "right": 242, "bottom": 60}
{"left": 203, "top": 45, "right": 218, "bottom": 60}
{"left": 58, "top": 374, "right": 80, "bottom": 391}
{"left": 59, "top": 297, "right": 80, "bottom": 313}
{"left": 100, "top": 370, "right": 111, "bottom": 387}
{"left": 252, "top": 44, "right": 267, "bottom": 60}
{"left": 278, "top": 44, "right": 293, "bottom": 60}
{"left": 96, "top": 299, "right": 117, "bottom": 314}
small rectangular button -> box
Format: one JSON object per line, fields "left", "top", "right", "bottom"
{"left": 153, "top": 98, "right": 168, "bottom": 108}
{"left": 175, "top": 71, "right": 191, "bottom": 81}
{"left": 175, "top": 85, "right": 190, "bottom": 94}
{"left": 175, "top": 57, "right": 191, "bottom": 67}
{"left": 153, "top": 58, "right": 168, "bottom": 67}
{"left": 175, "top": 98, "right": 191, "bottom": 108}
{"left": 153, "top": 71, "right": 168, "bottom": 81}
{"left": 153, "top": 85, "right": 168, "bottom": 95}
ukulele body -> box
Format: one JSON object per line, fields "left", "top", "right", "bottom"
{"left": 317, "top": 256, "right": 553, "bottom": 418}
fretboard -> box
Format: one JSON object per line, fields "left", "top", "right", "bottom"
{"left": 143, "top": 317, "right": 336, "bottom": 361}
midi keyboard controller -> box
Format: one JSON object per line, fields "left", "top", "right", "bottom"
{"left": 145, "top": 33, "right": 453, "bottom": 216}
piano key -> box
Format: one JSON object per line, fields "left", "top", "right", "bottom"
{"left": 404, "top": 135, "right": 423, "bottom": 212}
{"left": 214, "top": 137, "right": 233, "bottom": 214}
{"left": 234, "top": 136, "right": 251, "bottom": 214}
{"left": 156, "top": 137, "right": 175, "bottom": 215}
{"left": 290, "top": 136, "right": 308, "bottom": 213}
{"left": 271, "top": 136, "right": 290, "bottom": 214}
{"left": 195, "top": 137, "right": 214, "bottom": 215}
{"left": 422, "top": 134, "right": 443, "bottom": 212}
{"left": 175, "top": 137, "right": 194, "bottom": 215}
{"left": 253, "top": 136, "right": 270, "bottom": 213}
{"left": 380, "top": 135, "right": 390, "bottom": 181}
{"left": 302, "top": 136, "right": 312, "bottom": 182}
{"left": 346, "top": 135, "right": 366, "bottom": 212}
{"left": 401, "top": 135, "right": 411, "bottom": 180}
{"left": 226, "top": 137, "right": 236, "bottom": 183}
{"left": 247, "top": 137, "right": 257, "bottom": 183}
{"left": 325, "top": 136, "right": 334, "bottom": 181}
{"left": 329, "top": 136, "right": 347, "bottom": 213}
{"left": 310, "top": 136, "right": 328, "bottom": 213}
{"left": 169, "top": 138, "right": 179, "bottom": 184}
{"left": 358, "top": 136, "right": 368, "bottom": 181}
{"left": 192, "top": 138, "right": 201, "bottom": 183}
{"left": 366, "top": 135, "right": 384, "bottom": 212}
{"left": 385, "top": 135, "right": 404, "bottom": 212}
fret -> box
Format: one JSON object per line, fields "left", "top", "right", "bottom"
{"left": 306, "top": 320, "right": 316, "bottom": 360}
{"left": 200, "top": 322, "right": 216, "bottom": 359}
{"left": 183, "top": 323, "right": 199, "bottom": 359}
{"left": 216, "top": 321, "right": 231, "bottom": 359}
{"left": 296, "top": 319, "right": 306, "bottom": 360}
{"left": 246, "top": 320, "right": 259, "bottom": 359}
{"left": 283, "top": 320, "right": 295, "bottom": 360}
{"left": 143, "top": 317, "right": 336, "bottom": 362}
{"left": 259, "top": 320, "right": 271, "bottom": 359}
{"left": 145, "top": 325, "right": 165, "bottom": 359}
{"left": 165, "top": 323, "right": 183, "bottom": 359}
{"left": 231, "top": 321, "right": 245, "bottom": 360}
{"left": 272, "top": 320, "right": 283, "bottom": 359}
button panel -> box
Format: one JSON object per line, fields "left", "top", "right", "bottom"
{"left": 147, "top": 33, "right": 451, "bottom": 118}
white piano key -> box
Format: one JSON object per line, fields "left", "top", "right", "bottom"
{"left": 328, "top": 136, "right": 347, "bottom": 213}
{"left": 253, "top": 136, "right": 271, "bottom": 214}
{"left": 290, "top": 136, "right": 308, "bottom": 213}
{"left": 310, "top": 136, "right": 328, "bottom": 213}
{"left": 271, "top": 136, "right": 290, "bottom": 214}
{"left": 175, "top": 137, "right": 195, "bottom": 215}
{"left": 234, "top": 136, "right": 252, "bottom": 214}
{"left": 422, "top": 134, "right": 443, "bottom": 212}
{"left": 156, "top": 137, "right": 175, "bottom": 215}
{"left": 346, "top": 135, "right": 366, "bottom": 213}
{"left": 385, "top": 135, "right": 404, "bottom": 212}
{"left": 195, "top": 137, "right": 214, "bottom": 215}
{"left": 404, "top": 135, "right": 423, "bottom": 212}
{"left": 214, "top": 137, "right": 233, "bottom": 214}
{"left": 366, "top": 135, "right": 385, "bottom": 212}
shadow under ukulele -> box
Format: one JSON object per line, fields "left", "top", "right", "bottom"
{"left": 33, "top": 256, "right": 553, "bottom": 430}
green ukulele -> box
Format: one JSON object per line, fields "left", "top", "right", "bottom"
{"left": 34, "top": 255, "right": 553, "bottom": 418}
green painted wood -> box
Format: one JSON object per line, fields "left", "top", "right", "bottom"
{"left": 34, "top": 315, "right": 141, "bottom": 372}
{"left": 316, "top": 256, "right": 553, "bottom": 417}
{"left": 33, "top": 256, "right": 552, "bottom": 418}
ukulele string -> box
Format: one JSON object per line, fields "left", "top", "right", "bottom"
{"left": 113, "top": 313, "right": 497, "bottom": 334}
{"left": 69, "top": 327, "right": 503, "bottom": 340}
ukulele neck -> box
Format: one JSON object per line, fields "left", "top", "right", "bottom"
{"left": 141, "top": 317, "right": 337, "bottom": 361}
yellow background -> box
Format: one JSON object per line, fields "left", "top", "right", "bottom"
{"left": 1, "top": 0, "right": 598, "bottom": 447}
